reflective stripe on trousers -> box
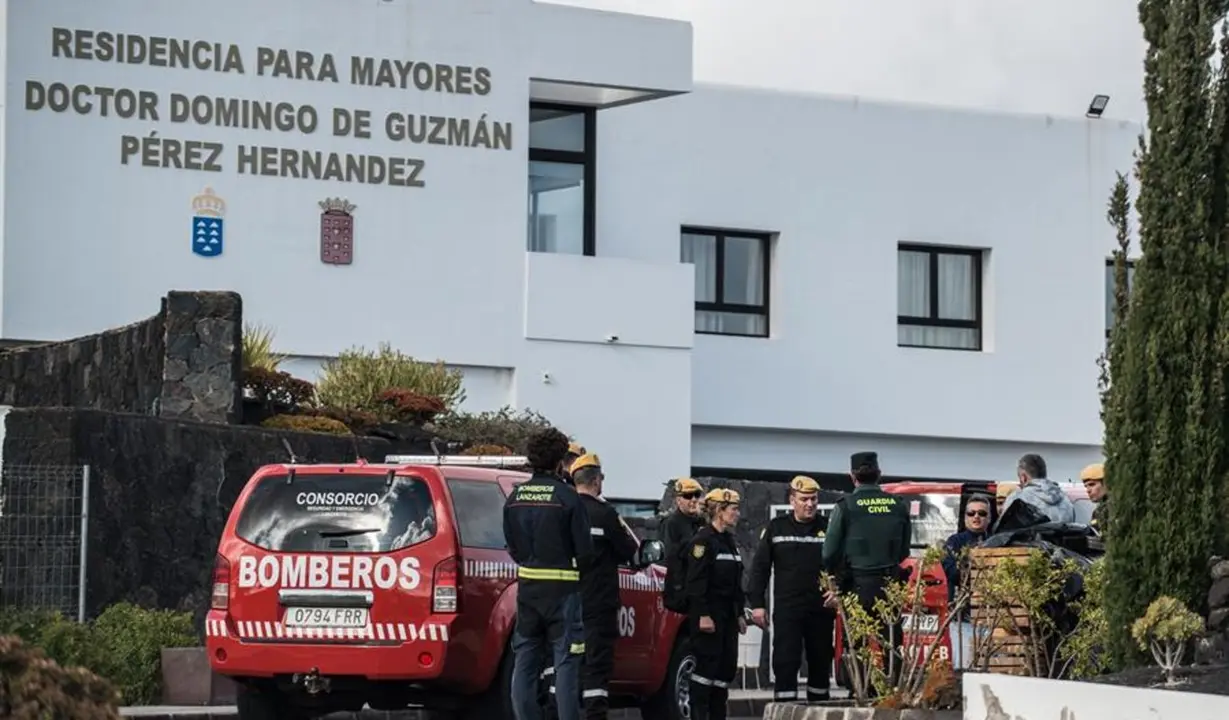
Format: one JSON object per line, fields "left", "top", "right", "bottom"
{"left": 688, "top": 673, "right": 729, "bottom": 688}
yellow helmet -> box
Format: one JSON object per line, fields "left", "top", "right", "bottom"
{"left": 704, "top": 488, "right": 741, "bottom": 505}
{"left": 789, "top": 475, "right": 820, "bottom": 494}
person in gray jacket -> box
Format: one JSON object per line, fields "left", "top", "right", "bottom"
{"left": 1001, "top": 454, "right": 1076, "bottom": 525}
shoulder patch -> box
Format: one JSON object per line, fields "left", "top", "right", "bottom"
{"left": 692, "top": 543, "right": 705, "bottom": 559}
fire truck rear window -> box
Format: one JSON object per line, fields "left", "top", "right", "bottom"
{"left": 234, "top": 473, "right": 437, "bottom": 553}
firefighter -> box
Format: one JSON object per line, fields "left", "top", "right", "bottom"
{"left": 747, "top": 475, "right": 833, "bottom": 703}
{"left": 561, "top": 442, "right": 587, "bottom": 485}
{"left": 685, "top": 488, "right": 747, "bottom": 720}
{"left": 821, "top": 452, "right": 911, "bottom": 680}
{"left": 662, "top": 477, "right": 706, "bottom": 613}
{"left": 503, "top": 428, "right": 594, "bottom": 720}
{"left": 1081, "top": 462, "right": 1110, "bottom": 536}
{"left": 571, "top": 453, "right": 639, "bottom": 720}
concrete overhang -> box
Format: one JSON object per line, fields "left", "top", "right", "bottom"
{"left": 527, "top": 1, "right": 693, "bottom": 109}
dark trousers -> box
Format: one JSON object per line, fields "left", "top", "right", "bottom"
{"left": 852, "top": 574, "right": 902, "bottom": 686}
{"left": 772, "top": 607, "right": 834, "bottom": 702}
{"left": 582, "top": 610, "right": 618, "bottom": 720}
{"left": 688, "top": 612, "right": 738, "bottom": 720}
{"left": 511, "top": 590, "right": 585, "bottom": 720}
{"left": 542, "top": 610, "right": 619, "bottom": 720}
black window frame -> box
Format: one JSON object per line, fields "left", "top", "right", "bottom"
{"left": 528, "top": 102, "right": 597, "bottom": 257}
{"left": 896, "top": 243, "right": 984, "bottom": 352}
{"left": 681, "top": 226, "right": 772, "bottom": 338}
{"left": 1105, "top": 257, "right": 1136, "bottom": 339}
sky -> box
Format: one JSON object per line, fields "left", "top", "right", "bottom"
{"left": 549, "top": 0, "right": 1148, "bottom": 123}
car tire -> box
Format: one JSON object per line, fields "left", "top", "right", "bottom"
{"left": 463, "top": 645, "right": 515, "bottom": 720}
{"left": 236, "top": 683, "right": 311, "bottom": 720}
{"left": 641, "top": 638, "right": 695, "bottom": 720}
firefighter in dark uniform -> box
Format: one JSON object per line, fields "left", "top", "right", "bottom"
{"left": 1081, "top": 462, "right": 1110, "bottom": 537}
{"left": 503, "top": 428, "right": 594, "bottom": 720}
{"left": 571, "top": 453, "right": 640, "bottom": 720}
{"left": 561, "top": 442, "right": 586, "bottom": 485}
{"left": 821, "top": 452, "right": 911, "bottom": 678}
{"left": 661, "top": 477, "right": 706, "bottom": 613}
{"left": 685, "top": 488, "right": 747, "bottom": 720}
{"left": 747, "top": 475, "right": 833, "bottom": 703}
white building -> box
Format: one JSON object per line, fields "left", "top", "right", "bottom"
{"left": 1, "top": 0, "right": 1140, "bottom": 500}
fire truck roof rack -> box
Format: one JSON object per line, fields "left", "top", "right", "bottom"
{"left": 384, "top": 455, "right": 531, "bottom": 468}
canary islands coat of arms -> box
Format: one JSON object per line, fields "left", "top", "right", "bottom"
{"left": 319, "top": 198, "right": 357, "bottom": 265}
{"left": 191, "top": 187, "right": 226, "bottom": 257}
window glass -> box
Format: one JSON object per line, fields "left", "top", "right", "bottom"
{"left": 722, "top": 236, "right": 765, "bottom": 305}
{"left": 447, "top": 479, "right": 508, "bottom": 550}
{"left": 528, "top": 161, "right": 584, "bottom": 254}
{"left": 681, "top": 233, "right": 718, "bottom": 302}
{"left": 937, "top": 253, "right": 976, "bottom": 320}
{"left": 897, "top": 250, "right": 931, "bottom": 316}
{"left": 235, "top": 473, "right": 436, "bottom": 553}
{"left": 529, "top": 108, "right": 585, "bottom": 153}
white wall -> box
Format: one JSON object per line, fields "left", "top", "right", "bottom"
{"left": 963, "top": 671, "right": 1229, "bottom": 719}
{"left": 1, "top": 0, "right": 694, "bottom": 498}
{"left": 598, "top": 87, "right": 1141, "bottom": 451}
{"left": 2, "top": 0, "right": 1144, "bottom": 498}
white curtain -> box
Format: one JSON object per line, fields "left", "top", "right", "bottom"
{"left": 681, "top": 234, "right": 721, "bottom": 332}
{"left": 897, "top": 250, "right": 979, "bottom": 350}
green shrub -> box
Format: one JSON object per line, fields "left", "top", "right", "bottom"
{"left": 433, "top": 407, "right": 553, "bottom": 454}
{"left": 0, "top": 603, "right": 197, "bottom": 706}
{"left": 0, "top": 635, "right": 121, "bottom": 719}
{"left": 242, "top": 323, "right": 285, "bottom": 371}
{"left": 89, "top": 604, "right": 197, "bottom": 706}
{"left": 316, "top": 344, "right": 466, "bottom": 413}
{"left": 262, "top": 414, "right": 352, "bottom": 435}
{"left": 461, "top": 443, "right": 516, "bottom": 456}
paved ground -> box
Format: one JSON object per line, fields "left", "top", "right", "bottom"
{"left": 119, "top": 688, "right": 843, "bottom": 718}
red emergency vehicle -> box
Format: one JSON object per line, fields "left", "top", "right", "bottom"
{"left": 831, "top": 480, "right": 1094, "bottom": 683}
{"left": 206, "top": 456, "right": 691, "bottom": 720}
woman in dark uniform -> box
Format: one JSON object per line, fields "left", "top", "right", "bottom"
{"left": 684, "top": 488, "right": 747, "bottom": 720}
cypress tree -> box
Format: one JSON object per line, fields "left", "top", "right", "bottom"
{"left": 1101, "top": 0, "right": 1229, "bottom": 664}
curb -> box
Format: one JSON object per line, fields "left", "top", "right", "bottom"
{"left": 763, "top": 702, "right": 962, "bottom": 720}
{"left": 119, "top": 708, "right": 722, "bottom": 719}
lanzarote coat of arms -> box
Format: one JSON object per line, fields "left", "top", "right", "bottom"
{"left": 319, "top": 197, "right": 356, "bottom": 265}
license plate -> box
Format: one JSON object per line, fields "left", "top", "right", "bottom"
{"left": 902, "top": 614, "right": 939, "bottom": 634}
{"left": 283, "top": 607, "right": 369, "bottom": 628}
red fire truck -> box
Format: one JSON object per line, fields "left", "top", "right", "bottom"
{"left": 206, "top": 455, "right": 692, "bottom": 720}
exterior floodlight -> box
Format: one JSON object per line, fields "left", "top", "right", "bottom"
{"left": 1086, "top": 94, "right": 1110, "bottom": 118}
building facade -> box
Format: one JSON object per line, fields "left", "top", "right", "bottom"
{"left": 2, "top": 0, "right": 1140, "bottom": 500}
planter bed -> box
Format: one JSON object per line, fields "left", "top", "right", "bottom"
{"left": 1086, "top": 663, "right": 1229, "bottom": 696}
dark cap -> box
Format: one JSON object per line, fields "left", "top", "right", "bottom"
{"left": 851, "top": 451, "right": 879, "bottom": 473}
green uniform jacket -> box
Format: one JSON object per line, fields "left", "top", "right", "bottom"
{"left": 822, "top": 485, "right": 912, "bottom": 577}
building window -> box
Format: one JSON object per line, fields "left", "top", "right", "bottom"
{"left": 680, "top": 227, "right": 770, "bottom": 337}
{"left": 897, "top": 244, "right": 983, "bottom": 350}
{"left": 528, "top": 103, "right": 595, "bottom": 256}
{"left": 1105, "top": 258, "right": 1136, "bottom": 337}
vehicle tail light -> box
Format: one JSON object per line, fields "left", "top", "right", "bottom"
{"left": 432, "top": 556, "right": 460, "bottom": 613}
{"left": 211, "top": 555, "right": 230, "bottom": 610}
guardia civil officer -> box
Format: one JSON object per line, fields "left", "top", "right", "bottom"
{"left": 503, "top": 428, "right": 594, "bottom": 720}
{"left": 572, "top": 453, "right": 639, "bottom": 720}
{"left": 661, "top": 477, "right": 706, "bottom": 613}
{"left": 821, "top": 452, "right": 911, "bottom": 676}
{"left": 747, "top": 476, "right": 833, "bottom": 703}
{"left": 685, "top": 488, "right": 747, "bottom": 720}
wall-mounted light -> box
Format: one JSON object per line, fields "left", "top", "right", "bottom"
{"left": 1086, "top": 94, "right": 1110, "bottom": 119}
